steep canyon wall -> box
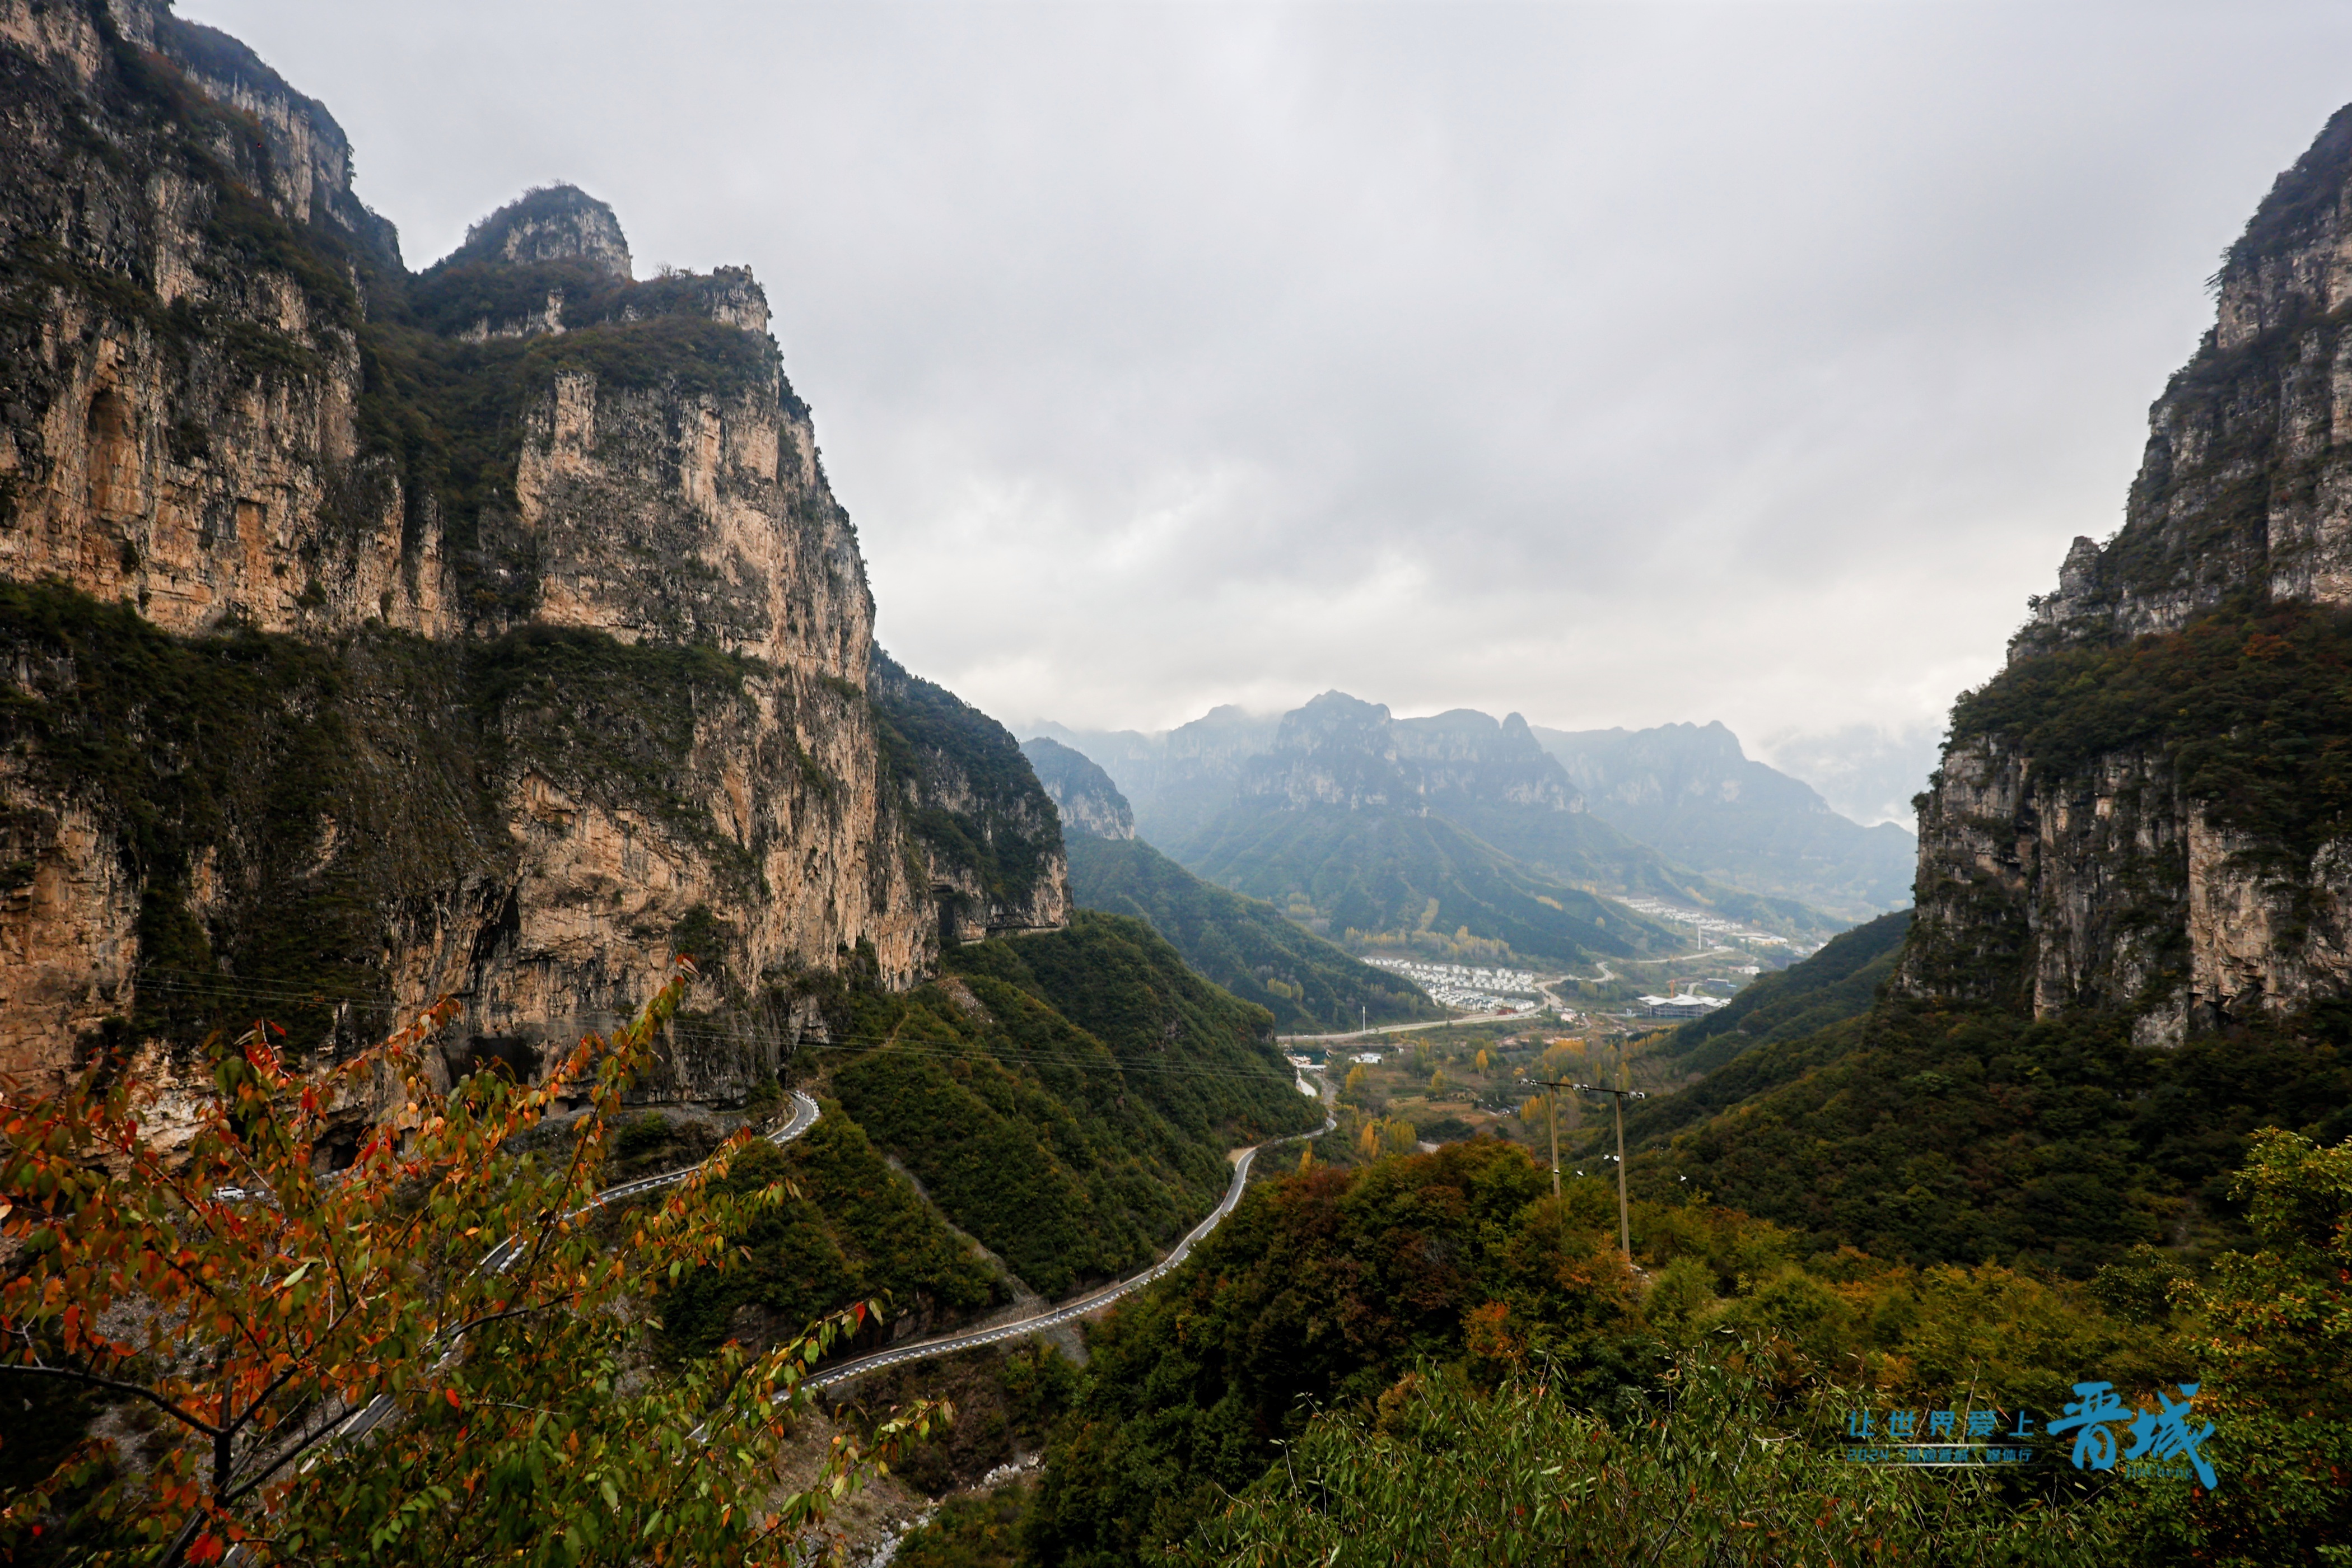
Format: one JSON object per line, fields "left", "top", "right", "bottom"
{"left": 0, "top": 0, "right": 1065, "bottom": 1107}
{"left": 1902, "top": 102, "right": 2352, "bottom": 1039}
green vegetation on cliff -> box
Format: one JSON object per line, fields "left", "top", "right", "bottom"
{"left": 0, "top": 585, "right": 790, "bottom": 1052}
{"left": 1064, "top": 836, "right": 1439, "bottom": 1032}
{"left": 872, "top": 651, "right": 1065, "bottom": 921}
{"left": 1950, "top": 597, "right": 2352, "bottom": 864}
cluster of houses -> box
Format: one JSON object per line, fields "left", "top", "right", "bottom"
{"left": 1362, "top": 956, "right": 1546, "bottom": 1014}
{"left": 1613, "top": 895, "right": 1817, "bottom": 955}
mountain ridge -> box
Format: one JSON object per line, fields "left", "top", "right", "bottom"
{"left": 1533, "top": 720, "right": 1916, "bottom": 918}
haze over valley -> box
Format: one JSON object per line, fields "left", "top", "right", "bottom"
{"left": 3, "top": 4, "right": 2350, "bottom": 1565}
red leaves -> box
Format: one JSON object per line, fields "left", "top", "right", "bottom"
{"left": 0, "top": 962, "right": 909, "bottom": 1561}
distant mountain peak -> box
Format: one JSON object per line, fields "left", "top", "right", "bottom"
{"left": 444, "top": 184, "right": 633, "bottom": 279}
{"left": 1530, "top": 720, "right": 1915, "bottom": 919}
{"left": 1247, "top": 696, "right": 1577, "bottom": 815}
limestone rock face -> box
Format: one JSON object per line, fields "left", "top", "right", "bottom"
{"left": 1905, "top": 730, "right": 2352, "bottom": 1038}
{"left": 446, "top": 186, "right": 634, "bottom": 281}
{"left": 0, "top": 0, "right": 1065, "bottom": 1109}
{"left": 1021, "top": 736, "right": 1137, "bottom": 841}
{"left": 1901, "top": 100, "right": 2352, "bottom": 1035}
{"left": 2020, "top": 104, "right": 2352, "bottom": 655}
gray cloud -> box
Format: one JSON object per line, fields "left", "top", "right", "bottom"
{"left": 185, "top": 0, "right": 2352, "bottom": 777}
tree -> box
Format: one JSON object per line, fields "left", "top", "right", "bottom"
{"left": 0, "top": 967, "right": 939, "bottom": 1565}
{"left": 2129, "top": 1129, "right": 2352, "bottom": 1565}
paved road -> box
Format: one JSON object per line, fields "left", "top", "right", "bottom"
{"left": 1279, "top": 1012, "right": 1535, "bottom": 1043}
{"left": 338, "top": 1090, "right": 824, "bottom": 1440}
{"left": 335, "top": 1081, "right": 1322, "bottom": 1438}
{"left": 808, "top": 1103, "right": 1337, "bottom": 1392}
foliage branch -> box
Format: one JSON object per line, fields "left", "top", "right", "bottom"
{"left": 1, "top": 964, "right": 939, "bottom": 1565}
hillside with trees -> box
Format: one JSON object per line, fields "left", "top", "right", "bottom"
{"left": 1063, "top": 837, "right": 1441, "bottom": 1032}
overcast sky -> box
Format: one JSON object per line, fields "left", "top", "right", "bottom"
{"left": 185, "top": 0, "right": 2352, "bottom": 819}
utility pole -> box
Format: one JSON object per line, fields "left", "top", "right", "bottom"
{"left": 1529, "top": 1078, "right": 1575, "bottom": 1201}
{"left": 1562, "top": 1048, "right": 1647, "bottom": 1263}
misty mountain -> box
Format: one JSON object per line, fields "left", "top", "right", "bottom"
{"left": 1029, "top": 706, "right": 1281, "bottom": 847}
{"left": 1066, "top": 692, "right": 1837, "bottom": 968}
{"left": 1177, "top": 803, "right": 1681, "bottom": 967}
{"left": 1041, "top": 699, "right": 1860, "bottom": 937}
{"left": 1532, "top": 721, "right": 1916, "bottom": 919}
{"left": 1022, "top": 729, "right": 1439, "bottom": 1030}
{"left": 1234, "top": 694, "right": 1573, "bottom": 813}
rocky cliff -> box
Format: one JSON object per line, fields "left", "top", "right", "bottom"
{"left": 1901, "top": 100, "right": 2352, "bottom": 1042}
{"left": 1020, "top": 736, "right": 1136, "bottom": 841}
{"left": 0, "top": 0, "right": 1065, "bottom": 1108}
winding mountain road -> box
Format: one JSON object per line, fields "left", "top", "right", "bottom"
{"left": 809, "top": 1100, "right": 1338, "bottom": 1392}
{"left": 338, "top": 1090, "right": 825, "bottom": 1441}
{"left": 345, "top": 1081, "right": 1331, "bottom": 1438}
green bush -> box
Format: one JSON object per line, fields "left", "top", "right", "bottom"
{"left": 1181, "top": 1347, "right": 2127, "bottom": 1567}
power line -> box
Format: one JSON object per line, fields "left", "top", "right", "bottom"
{"left": 117, "top": 967, "right": 1316, "bottom": 1089}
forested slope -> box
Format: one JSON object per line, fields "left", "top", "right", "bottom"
{"left": 1655, "top": 908, "right": 1910, "bottom": 1078}
{"left": 1064, "top": 837, "right": 1439, "bottom": 1032}
{"left": 1177, "top": 806, "right": 1678, "bottom": 967}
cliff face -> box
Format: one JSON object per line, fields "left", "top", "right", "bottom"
{"left": 0, "top": 0, "right": 1064, "bottom": 1107}
{"left": 2019, "top": 105, "right": 2352, "bottom": 653}
{"left": 1901, "top": 100, "right": 2352, "bottom": 1040}
{"left": 1020, "top": 736, "right": 1136, "bottom": 842}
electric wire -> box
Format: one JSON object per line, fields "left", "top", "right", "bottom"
{"left": 115, "top": 965, "right": 1346, "bottom": 1088}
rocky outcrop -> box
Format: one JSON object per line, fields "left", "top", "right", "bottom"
{"left": 1021, "top": 736, "right": 1136, "bottom": 841}
{"left": 2018, "top": 103, "right": 2352, "bottom": 655}
{"left": 0, "top": 0, "right": 1065, "bottom": 1108}
{"left": 872, "top": 653, "right": 1068, "bottom": 946}
{"left": 1902, "top": 100, "right": 2352, "bottom": 1036}
{"left": 1237, "top": 692, "right": 1579, "bottom": 815}
{"left": 445, "top": 184, "right": 632, "bottom": 280}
